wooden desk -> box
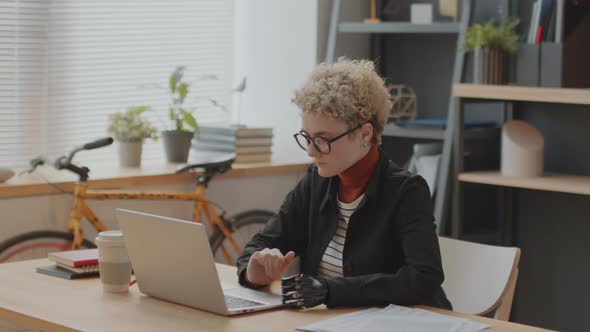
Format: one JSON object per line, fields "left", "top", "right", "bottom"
{"left": 0, "top": 259, "right": 553, "bottom": 332}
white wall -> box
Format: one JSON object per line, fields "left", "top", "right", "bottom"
{"left": 232, "top": 0, "right": 371, "bottom": 164}
{"left": 232, "top": 0, "right": 318, "bottom": 164}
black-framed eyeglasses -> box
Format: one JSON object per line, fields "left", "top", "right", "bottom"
{"left": 293, "top": 124, "right": 362, "bottom": 154}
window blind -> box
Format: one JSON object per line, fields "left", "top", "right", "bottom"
{"left": 1, "top": 0, "right": 233, "bottom": 168}
{"left": 0, "top": 0, "right": 48, "bottom": 167}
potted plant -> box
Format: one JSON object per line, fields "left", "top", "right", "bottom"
{"left": 161, "top": 66, "right": 200, "bottom": 162}
{"left": 107, "top": 105, "right": 158, "bottom": 167}
{"left": 464, "top": 18, "right": 519, "bottom": 85}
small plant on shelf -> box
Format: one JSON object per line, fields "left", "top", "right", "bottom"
{"left": 464, "top": 18, "right": 520, "bottom": 54}
{"left": 107, "top": 105, "right": 158, "bottom": 143}
{"left": 464, "top": 18, "right": 519, "bottom": 85}
{"left": 107, "top": 105, "right": 158, "bottom": 167}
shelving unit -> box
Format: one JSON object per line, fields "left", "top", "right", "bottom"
{"left": 454, "top": 84, "right": 590, "bottom": 105}
{"left": 459, "top": 171, "right": 590, "bottom": 196}
{"left": 382, "top": 124, "right": 446, "bottom": 140}
{"left": 338, "top": 22, "right": 460, "bottom": 34}
{"left": 325, "top": 0, "right": 474, "bottom": 231}
{"left": 383, "top": 123, "right": 498, "bottom": 140}
{"left": 451, "top": 83, "right": 590, "bottom": 240}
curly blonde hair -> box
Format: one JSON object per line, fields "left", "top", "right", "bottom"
{"left": 292, "top": 58, "right": 391, "bottom": 144}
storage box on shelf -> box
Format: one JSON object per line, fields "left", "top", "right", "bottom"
{"left": 451, "top": 83, "right": 590, "bottom": 242}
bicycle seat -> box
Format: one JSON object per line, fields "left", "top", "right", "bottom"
{"left": 176, "top": 157, "right": 235, "bottom": 176}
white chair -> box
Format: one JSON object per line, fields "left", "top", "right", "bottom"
{"left": 439, "top": 236, "right": 521, "bottom": 321}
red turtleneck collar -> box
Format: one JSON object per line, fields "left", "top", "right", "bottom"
{"left": 338, "top": 144, "right": 379, "bottom": 204}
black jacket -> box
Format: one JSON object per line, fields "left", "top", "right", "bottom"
{"left": 236, "top": 150, "right": 452, "bottom": 309}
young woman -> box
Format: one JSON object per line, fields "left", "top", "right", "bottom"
{"left": 236, "top": 58, "right": 451, "bottom": 310}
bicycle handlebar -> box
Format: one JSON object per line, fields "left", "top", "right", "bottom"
{"left": 82, "top": 137, "right": 114, "bottom": 151}
{"left": 59, "top": 137, "right": 114, "bottom": 168}
{"left": 27, "top": 137, "right": 114, "bottom": 181}
{"left": 29, "top": 156, "right": 46, "bottom": 169}
{"left": 20, "top": 155, "right": 47, "bottom": 175}
{"left": 54, "top": 156, "right": 70, "bottom": 170}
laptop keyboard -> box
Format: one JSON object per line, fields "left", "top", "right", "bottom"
{"left": 224, "top": 295, "right": 265, "bottom": 309}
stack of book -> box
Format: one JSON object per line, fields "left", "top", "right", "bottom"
{"left": 192, "top": 125, "right": 273, "bottom": 164}
{"left": 36, "top": 249, "right": 99, "bottom": 279}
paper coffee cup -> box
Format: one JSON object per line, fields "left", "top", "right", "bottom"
{"left": 95, "top": 230, "right": 132, "bottom": 292}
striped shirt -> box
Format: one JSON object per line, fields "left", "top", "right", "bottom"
{"left": 317, "top": 194, "right": 364, "bottom": 278}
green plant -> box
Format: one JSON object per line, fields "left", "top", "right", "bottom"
{"left": 107, "top": 106, "right": 158, "bottom": 142}
{"left": 464, "top": 18, "right": 520, "bottom": 54}
{"left": 168, "top": 66, "right": 199, "bottom": 132}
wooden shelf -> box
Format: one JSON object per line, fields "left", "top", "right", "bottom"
{"left": 382, "top": 124, "right": 498, "bottom": 140}
{"left": 453, "top": 84, "right": 590, "bottom": 105}
{"left": 459, "top": 171, "right": 590, "bottom": 196}
{"left": 0, "top": 161, "right": 310, "bottom": 198}
{"left": 338, "top": 22, "right": 459, "bottom": 34}
{"left": 382, "top": 124, "right": 445, "bottom": 140}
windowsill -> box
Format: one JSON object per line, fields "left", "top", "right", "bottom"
{"left": 0, "top": 159, "right": 310, "bottom": 198}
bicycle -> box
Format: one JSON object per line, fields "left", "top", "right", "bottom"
{"left": 0, "top": 138, "right": 275, "bottom": 265}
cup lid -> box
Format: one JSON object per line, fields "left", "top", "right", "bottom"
{"left": 96, "top": 230, "right": 124, "bottom": 244}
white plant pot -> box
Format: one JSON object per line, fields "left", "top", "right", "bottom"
{"left": 118, "top": 141, "right": 142, "bottom": 167}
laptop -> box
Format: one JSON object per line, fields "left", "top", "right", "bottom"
{"left": 115, "top": 208, "right": 284, "bottom": 316}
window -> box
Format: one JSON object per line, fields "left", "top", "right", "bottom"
{"left": 0, "top": 0, "right": 234, "bottom": 168}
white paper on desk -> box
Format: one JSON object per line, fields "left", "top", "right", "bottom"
{"left": 296, "top": 305, "right": 490, "bottom": 332}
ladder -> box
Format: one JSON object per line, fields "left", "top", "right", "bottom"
{"left": 324, "top": 0, "right": 474, "bottom": 234}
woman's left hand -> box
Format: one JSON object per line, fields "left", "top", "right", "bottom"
{"left": 281, "top": 274, "right": 328, "bottom": 308}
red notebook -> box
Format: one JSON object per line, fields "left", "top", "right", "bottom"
{"left": 48, "top": 249, "right": 99, "bottom": 267}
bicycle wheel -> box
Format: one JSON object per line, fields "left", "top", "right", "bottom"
{"left": 0, "top": 230, "right": 96, "bottom": 263}
{"left": 210, "top": 210, "right": 275, "bottom": 265}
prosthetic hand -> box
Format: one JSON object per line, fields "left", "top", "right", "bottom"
{"left": 281, "top": 274, "right": 328, "bottom": 309}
